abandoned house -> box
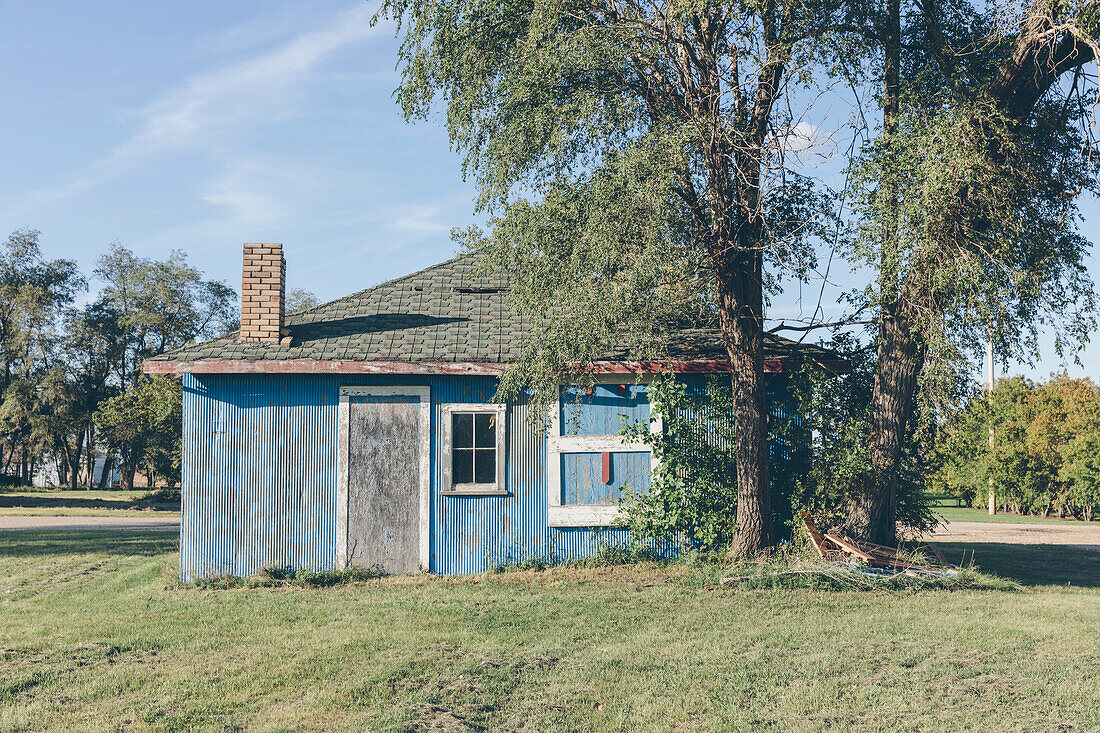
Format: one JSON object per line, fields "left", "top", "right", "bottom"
{"left": 145, "top": 243, "right": 839, "bottom": 579}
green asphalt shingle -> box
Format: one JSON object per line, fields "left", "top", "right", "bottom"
{"left": 148, "top": 253, "right": 835, "bottom": 367}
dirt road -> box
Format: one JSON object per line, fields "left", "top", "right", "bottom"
{"left": 926, "top": 520, "right": 1100, "bottom": 550}
{"left": 0, "top": 515, "right": 180, "bottom": 531}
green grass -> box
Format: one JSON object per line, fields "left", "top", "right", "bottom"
{"left": 1, "top": 530, "right": 1098, "bottom": 730}
{"left": 0, "top": 489, "right": 179, "bottom": 517}
{"left": 931, "top": 497, "right": 1095, "bottom": 525}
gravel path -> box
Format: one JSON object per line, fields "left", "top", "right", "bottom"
{"left": 926, "top": 520, "right": 1100, "bottom": 550}
{"left": 2, "top": 514, "right": 1096, "bottom": 548}
{"left": 0, "top": 515, "right": 180, "bottom": 531}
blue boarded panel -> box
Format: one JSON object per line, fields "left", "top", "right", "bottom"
{"left": 560, "top": 384, "right": 650, "bottom": 436}
{"left": 560, "top": 451, "right": 651, "bottom": 505}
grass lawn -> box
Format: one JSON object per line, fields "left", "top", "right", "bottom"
{"left": 1, "top": 530, "right": 1098, "bottom": 731}
{"left": 932, "top": 497, "right": 1095, "bottom": 526}
{"left": 0, "top": 489, "right": 179, "bottom": 518}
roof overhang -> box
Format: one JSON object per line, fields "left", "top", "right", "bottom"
{"left": 142, "top": 357, "right": 849, "bottom": 376}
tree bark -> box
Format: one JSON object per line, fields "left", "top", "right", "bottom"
{"left": 717, "top": 246, "right": 773, "bottom": 554}
{"left": 85, "top": 422, "right": 94, "bottom": 490}
{"left": 121, "top": 460, "right": 136, "bottom": 491}
{"left": 67, "top": 450, "right": 82, "bottom": 491}
{"left": 846, "top": 306, "right": 925, "bottom": 544}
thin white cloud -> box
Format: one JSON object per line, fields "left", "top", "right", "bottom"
{"left": 124, "top": 4, "right": 381, "bottom": 156}
{"left": 383, "top": 205, "right": 450, "bottom": 236}
{"left": 776, "top": 121, "right": 820, "bottom": 154}
{"left": 5, "top": 3, "right": 385, "bottom": 217}
{"left": 200, "top": 160, "right": 288, "bottom": 226}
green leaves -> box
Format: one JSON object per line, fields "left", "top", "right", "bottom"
{"left": 380, "top": 0, "right": 842, "bottom": 416}
{"left": 94, "top": 375, "right": 183, "bottom": 486}
{"left": 934, "top": 375, "right": 1100, "bottom": 519}
{"left": 618, "top": 375, "right": 739, "bottom": 551}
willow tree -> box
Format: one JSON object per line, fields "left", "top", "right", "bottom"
{"left": 845, "top": 0, "right": 1099, "bottom": 543}
{"left": 379, "top": 0, "right": 852, "bottom": 554}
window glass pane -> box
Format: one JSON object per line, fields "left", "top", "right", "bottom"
{"left": 474, "top": 448, "right": 496, "bottom": 483}
{"left": 474, "top": 413, "right": 496, "bottom": 447}
{"left": 452, "top": 413, "right": 473, "bottom": 448}
{"left": 453, "top": 448, "right": 473, "bottom": 484}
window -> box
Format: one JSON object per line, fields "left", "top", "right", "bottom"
{"left": 442, "top": 404, "right": 506, "bottom": 495}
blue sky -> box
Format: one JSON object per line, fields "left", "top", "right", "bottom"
{"left": 0, "top": 0, "right": 1095, "bottom": 380}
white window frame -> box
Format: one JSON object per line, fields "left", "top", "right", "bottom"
{"left": 336, "top": 386, "right": 431, "bottom": 570}
{"left": 441, "top": 403, "right": 508, "bottom": 496}
{"left": 548, "top": 375, "right": 662, "bottom": 527}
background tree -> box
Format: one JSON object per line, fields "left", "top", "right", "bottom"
{"left": 0, "top": 232, "right": 232, "bottom": 490}
{"left": 285, "top": 288, "right": 319, "bottom": 314}
{"left": 380, "top": 0, "right": 854, "bottom": 554}
{"left": 934, "top": 374, "right": 1100, "bottom": 520}
{"left": 0, "top": 229, "right": 83, "bottom": 483}
{"left": 92, "top": 245, "right": 234, "bottom": 488}
{"left": 94, "top": 376, "right": 183, "bottom": 490}
{"left": 50, "top": 301, "right": 124, "bottom": 488}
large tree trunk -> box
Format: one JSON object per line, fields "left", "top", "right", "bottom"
{"left": 67, "top": 453, "right": 81, "bottom": 491}
{"left": 846, "top": 307, "right": 925, "bottom": 544}
{"left": 846, "top": 0, "right": 907, "bottom": 545}
{"left": 717, "top": 241, "right": 773, "bottom": 555}
{"left": 85, "top": 423, "right": 94, "bottom": 490}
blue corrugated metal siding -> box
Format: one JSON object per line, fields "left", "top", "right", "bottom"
{"left": 183, "top": 373, "right": 558, "bottom": 577}
{"left": 560, "top": 384, "right": 650, "bottom": 435}
{"left": 181, "top": 372, "right": 798, "bottom": 579}
{"left": 181, "top": 375, "right": 337, "bottom": 581}
{"left": 549, "top": 526, "right": 633, "bottom": 562}
{"left": 560, "top": 451, "right": 651, "bottom": 505}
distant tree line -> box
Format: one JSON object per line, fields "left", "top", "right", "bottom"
{"left": 933, "top": 375, "right": 1100, "bottom": 521}
{"left": 0, "top": 229, "right": 237, "bottom": 490}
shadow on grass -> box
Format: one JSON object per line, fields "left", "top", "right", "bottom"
{"left": 0, "top": 529, "right": 178, "bottom": 558}
{"left": 937, "top": 542, "right": 1100, "bottom": 588}
{"left": 0, "top": 494, "right": 178, "bottom": 512}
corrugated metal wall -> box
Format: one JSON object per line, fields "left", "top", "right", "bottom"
{"left": 181, "top": 376, "right": 337, "bottom": 581}
{"left": 180, "top": 372, "right": 797, "bottom": 579}
{"left": 183, "top": 373, "right": 628, "bottom": 578}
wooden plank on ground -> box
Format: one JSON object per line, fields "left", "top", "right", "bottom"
{"left": 799, "top": 511, "right": 830, "bottom": 559}
{"left": 824, "top": 533, "right": 876, "bottom": 562}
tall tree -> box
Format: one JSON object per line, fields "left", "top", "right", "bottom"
{"left": 380, "top": 0, "right": 851, "bottom": 553}
{"left": 94, "top": 244, "right": 236, "bottom": 390}
{"left": 0, "top": 229, "right": 83, "bottom": 483}
{"left": 845, "top": 0, "right": 1099, "bottom": 543}
{"left": 48, "top": 301, "right": 124, "bottom": 489}
{"left": 92, "top": 245, "right": 234, "bottom": 488}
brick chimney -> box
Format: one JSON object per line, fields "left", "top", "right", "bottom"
{"left": 240, "top": 243, "right": 285, "bottom": 343}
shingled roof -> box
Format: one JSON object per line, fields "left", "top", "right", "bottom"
{"left": 145, "top": 253, "right": 842, "bottom": 374}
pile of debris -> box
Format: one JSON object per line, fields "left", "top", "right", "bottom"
{"left": 799, "top": 511, "right": 957, "bottom": 577}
